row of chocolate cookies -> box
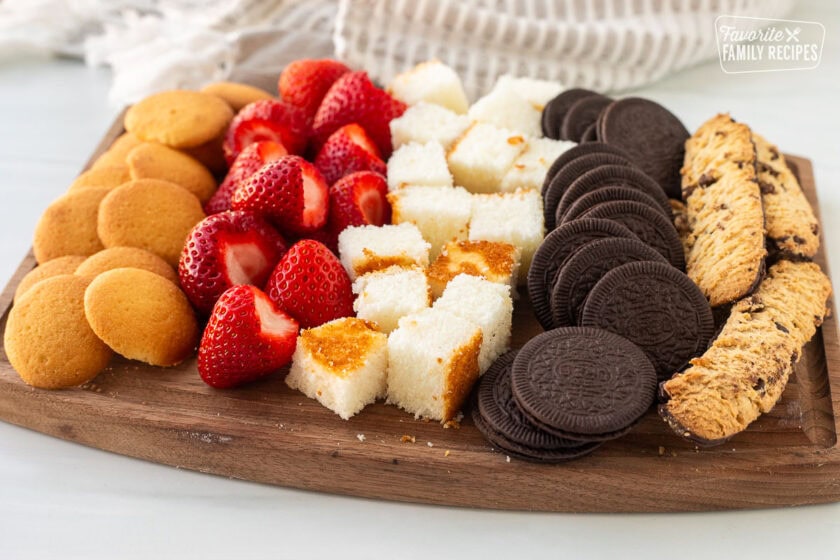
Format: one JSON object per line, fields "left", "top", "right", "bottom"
{"left": 472, "top": 328, "right": 658, "bottom": 463}
{"left": 542, "top": 89, "right": 689, "bottom": 200}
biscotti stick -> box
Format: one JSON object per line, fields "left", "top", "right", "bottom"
{"left": 752, "top": 132, "right": 820, "bottom": 259}
{"left": 659, "top": 260, "right": 831, "bottom": 444}
{"left": 681, "top": 114, "right": 767, "bottom": 307}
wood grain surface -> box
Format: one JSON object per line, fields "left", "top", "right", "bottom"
{"left": 0, "top": 116, "right": 838, "bottom": 512}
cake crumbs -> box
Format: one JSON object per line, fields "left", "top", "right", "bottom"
{"left": 427, "top": 442, "right": 434, "bottom": 448}
{"left": 506, "top": 456, "right": 511, "bottom": 463}
{"left": 400, "top": 435, "right": 416, "bottom": 443}
{"left": 444, "top": 450, "right": 451, "bottom": 457}
{"left": 356, "top": 434, "right": 366, "bottom": 442}
{"left": 658, "top": 446, "right": 665, "bottom": 456}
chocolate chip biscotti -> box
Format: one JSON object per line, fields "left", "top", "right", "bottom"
{"left": 753, "top": 132, "right": 820, "bottom": 259}
{"left": 681, "top": 114, "right": 767, "bottom": 307}
{"left": 659, "top": 260, "right": 831, "bottom": 444}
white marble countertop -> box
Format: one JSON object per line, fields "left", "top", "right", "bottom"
{"left": 2, "top": 3, "right": 840, "bottom": 558}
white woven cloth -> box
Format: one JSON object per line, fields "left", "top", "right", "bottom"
{"left": 0, "top": 0, "right": 795, "bottom": 106}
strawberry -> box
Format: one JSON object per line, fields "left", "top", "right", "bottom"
{"left": 297, "top": 228, "right": 339, "bottom": 255}
{"left": 204, "top": 141, "right": 288, "bottom": 215}
{"left": 327, "top": 171, "right": 391, "bottom": 235}
{"left": 313, "top": 123, "right": 386, "bottom": 185}
{"left": 231, "top": 155, "right": 329, "bottom": 235}
{"left": 198, "top": 285, "right": 298, "bottom": 389}
{"left": 223, "top": 99, "right": 309, "bottom": 163}
{"left": 311, "top": 71, "right": 406, "bottom": 157}
{"left": 279, "top": 59, "right": 351, "bottom": 120}
{"left": 179, "top": 210, "right": 287, "bottom": 314}
{"left": 266, "top": 239, "right": 354, "bottom": 328}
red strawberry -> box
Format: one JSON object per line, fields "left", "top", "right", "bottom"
{"left": 311, "top": 71, "right": 406, "bottom": 157}
{"left": 231, "top": 155, "right": 328, "bottom": 235}
{"left": 198, "top": 285, "right": 298, "bottom": 389}
{"left": 328, "top": 171, "right": 391, "bottom": 235}
{"left": 279, "top": 59, "right": 351, "bottom": 120}
{"left": 223, "top": 99, "right": 309, "bottom": 163}
{"left": 204, "top": 141, "right": 288, "bottom": 215}
{"left": 179, "top": 210, "right": 287, "bottom": 314}
{"left": 313, "top": 123, "right": 386, "bottom": 185}
{"left": 266, "top": 239, "right": 354, "bottom": 328}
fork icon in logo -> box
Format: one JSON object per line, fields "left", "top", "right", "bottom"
{"left": 786, "top": 27, "right": 801, "bottom": 42}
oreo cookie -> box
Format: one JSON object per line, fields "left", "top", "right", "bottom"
{"left": 542, "top": 142, "right": 632, "bottom": 198}
{"left": 541, "top": 88, "right": 600, "bottom": 139}
{"left": 527, "top": 218, "right": 637, "bottom": 330}
{"left": 511, "top": 327, "right": 657, "bottom": 441}
{"left": 580, "top": 122, "right": 599, "bottom": 142}
{"left": 550, "top": 237, "right": 668, "bottom": 327}
{"left": 543, "top": 154, "right": 634, "bottom": 231}
{"left": 580, "top": 261, "right": 715, "bottom": 381}
{"left": 558, "top": 185, "right": 669, "bottom": 226}
{"left": 578, "top": 200, "right": 685, "bottom": 269}
{"left": 560, "top": 95, "right": 613, "bottom": 142}
{"left": 555, "top": 164, "right": 671, "bottom": 220}
{"left": 598, "top": 97, "right": 690, "bottom": 200}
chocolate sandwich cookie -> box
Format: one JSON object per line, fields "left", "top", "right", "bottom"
{"left": 578, "top": 200, "right": 685, "bottom": 269}
{"left": 580, "top": 261, "right": 715, "bottom": 381}
{"left": 580, "top": 122, "right": 599, "bottom": 142}
{"left": 558, "top": 185, "right": 669, "bottom": 226}
{"left": 555, "top": 164, "right": 671, "bottom": 220}
{"left": 527, "top": 218, "right": 638, "bottom": 330}
{"left": 543, "top": 154, "right": 635, "bottom": 231}
{"left": 598, "top": 97, "right": 689, "bottom": 199}
{"left": 511, "top": 327, "right": 657, "bottom": 441}
{"left": 560, "top": 95, "right": 613, "bottom": 142}
{"left": 542, "top": 143, "right": 632, "bottom": 198}
{"left": 550, "top": 237, "right": 668, "bottom": 327}
{"left": 541, "top": 88, "right": 601, "bottom": 139}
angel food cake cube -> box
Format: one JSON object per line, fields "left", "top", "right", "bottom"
{"left": 500, "top": 137, "right": 576, "bottom": 192}
{"left": 468, "top": 85, "right": 542, "bottom": 138}
{"left": 386, "top": 142, "right": 453, "bottom": 191}
{"left": 338, "top": 223, "right": 431, "bottom": 280}
{"left": 469, "top": 189, "right": 544, "bottom": 283}
{"left": 433, "top": 274, "right": 513, "bottom": 374}
{"left": 387, "top": 185, "right": 472, "bottom": 259}
{"left": 352, "top": 266, "right": 430, "bottom": 333}
{"left": 494, "top": 75, "right": 563, "bottom": 110}
{"left": 386, "top": 308, "right": 482, "bottom": 422}
{"left": 389, "top": 102, "right": 471, "bottom": 150}
{"left": 426, "top": 240, "right": 520, "bottom": 299}
{"left": 286, "top": 318, "right": 388, "bottom": 420}
{"left": 447, "top": 123, "right": 527, "bottom": 194}
{"left": 387, "top": 60, "right": 469, "bottom": 114}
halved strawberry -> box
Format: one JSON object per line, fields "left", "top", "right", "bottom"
{"left": 204, "top": 141, "right": 288, "bottom": 215}
{"left": 313, "top": 123, "right": 386, "bottom": 185}
{"left": 279, "top": 59, "right": 351, "bottom": 120}
{"left": 266, "top": 239, "right": 354, "bottom": 329}
{"left": 328, "top": 171, "right": 391, "bottom": 235}
{"left": 198, "top": 284, "right": 299, "bottom": 389}
{"left": 231, "top": 155, "right": 328, "bottom": 235}
{"left": 223, "top": 99, "right": 309, "bottom": 163}
{"left": 311, "top": 71, "right": 406, "bottom": 157}
{"left": 179, "top": 210, "right": 287, "bottom": 314}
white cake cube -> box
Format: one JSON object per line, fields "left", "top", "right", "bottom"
{"left": 386, "top": 141, "right": 453, "bottom": 191}
{"left": 352, "top": 266, "right": 430, "bottom": 333}
{"left": 387, "top": 60, "right": 469, "bottom": 114}
{"left": 338, "top": 223, "right": 431, "bottom": 280}
{"left": 389, "top": 102, "right": 471, "bottom": 151}
{"left": 447, "top": 123, "right": 527, "bottom": 194}
{"left": 388, "top": 185, "right": 472, "bottom": 259}
{"left": 433, "top": 274, "right": 513, "bottom": 374}
{"left": 426, "top": 240, "right": 520, "bottom": 299}
{"left": 495, "top": 75, "right": 563, "bottom": 110}
{"left": 286, "top": 317, "right": 388, "bottom": 420}
{"left": 468, "top": 85, "right": 542, "bottom": 138}
{"left": 500, "top": 137, "right": 576, "bottom": 193}
{"left": 386, "top": 308, "right": 482, "bottom": 422}
{"left": 469, "top": 189, "right": 545, "bottom": 283}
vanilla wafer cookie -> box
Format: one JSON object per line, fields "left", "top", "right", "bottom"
{"left": 752, "top": 133, "right": 820, "bottom": 259}
{"left": 680, "top": 114, "right": 766, "bottom": 307}
{"left": 659, "top": 260, "right": 831, "bottom": 445}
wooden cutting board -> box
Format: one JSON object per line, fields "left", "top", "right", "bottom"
{"left": 1, "top": 118, "right": 838, "bottom": 513}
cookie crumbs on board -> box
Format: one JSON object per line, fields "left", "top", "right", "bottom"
{"left": 444, "top": 450, "right": 451, "bottom": 457}
{"left": 356, "top": 434, "right": 366, "bottom": 442}
{"left": 400, "top": 435, "right": 416, "bottom": 443}
{"left": 427, "top": 441, "right": 434, "bottom": 447}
